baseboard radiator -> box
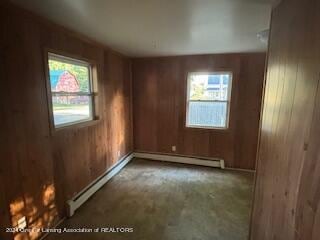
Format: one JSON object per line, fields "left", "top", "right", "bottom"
{"left": 133, "top": 152, "right": 225, "bottom": 169}
{"left": 66, "top": 153, "right": 134, "bottom": 217}
{"left": 66, "top": 152, "right": 224, "bottom": 217}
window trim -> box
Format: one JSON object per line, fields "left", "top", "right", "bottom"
{"left": 185, "top": 71, "right": 233, "bottom": 130}
{"left": 44, "top": 51, "right": 97, "bottom": 130}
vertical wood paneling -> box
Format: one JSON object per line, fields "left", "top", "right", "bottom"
{"left": 0, "top": 4, "right": 133, "bottom": 240}
{"left": 251, "top": 0, "right": 320, "bottom": 239}
{"left": 132, "top": 53, "right": 265, "bottom": 170}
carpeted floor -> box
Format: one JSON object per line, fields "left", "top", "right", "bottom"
{"left": 46, "top": 158, "right": 254, "bottom": 240}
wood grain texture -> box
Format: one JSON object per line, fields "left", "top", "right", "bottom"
{"left": 0, "top": 3, "right": 132, "bottom": 240}
{"left": 251, "top": 0, "right": 320, "bottom": 239}
{"left": 132, "top": 53, "right": 265, "bottom": 170}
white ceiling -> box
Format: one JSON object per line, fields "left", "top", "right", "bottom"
{"left": 11, "top": 0, "right": 272, "bottom": 57}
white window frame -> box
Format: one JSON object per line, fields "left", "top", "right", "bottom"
{"left": 47, "top": 52, "right": 95, "bottom": 129}
{"left": 186, "top": 71, "right": 233, "bottom": 129}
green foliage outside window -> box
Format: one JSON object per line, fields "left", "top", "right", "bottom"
{"left": 49, "top": 60, "right": 89, "bottom": 92}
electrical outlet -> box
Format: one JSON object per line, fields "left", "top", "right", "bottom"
{"left": 172, "top": 146, "right": 176, "bottom": 152}
{"left": 117, "top": 151, "right": 120, "bottom": 157}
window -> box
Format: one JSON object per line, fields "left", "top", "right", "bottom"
{"left": 186, "top": 72, "right": 232, "bottom": 129}
{"left": 47, "top": 53, "right": 95, "bottom": 128}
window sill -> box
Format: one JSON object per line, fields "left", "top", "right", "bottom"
{"left": 51, "top": 118, "right": 100, "bottom": 135}
{"left": 185, "top": 125, "right": 230, "bottom": 132}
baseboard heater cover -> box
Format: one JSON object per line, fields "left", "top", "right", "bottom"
{"left": 133, "top": 152, "right": 225, "bottom": 169}
{"left": 66, "top": 152, "right": 223, "bottom": 217}
{"left": 66, "top": 153, "right": 134, "bottom": 217}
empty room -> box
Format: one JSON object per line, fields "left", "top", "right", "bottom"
{"left": 1, "top": 0, "right": 320, "bottom": 240}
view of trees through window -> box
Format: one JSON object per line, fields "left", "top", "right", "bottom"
{"left": 49, "top": 59, "right": 90, "bottom": 92}
{"left": 48, "top": 53, "right": 94, "bottom": 127}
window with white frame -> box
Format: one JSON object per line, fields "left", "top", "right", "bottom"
{"left": 47, "top": 53, "right": 95, "bottom": 128}
{"left": 186, "top": 72, "right": 232, "bottom": 129}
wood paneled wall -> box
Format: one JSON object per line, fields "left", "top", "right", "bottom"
{"left": 0, "top": 4, "right": 133, "bottom": 240}
{"left": 251, "top": 0, "right": 320, "bottom": 239}
{"left": 132, "top": 53, "right": 265, "bottom": 170}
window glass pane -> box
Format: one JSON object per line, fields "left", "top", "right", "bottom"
{"left": 52, "top": 95, "right": 92, "bottom": 126}
{"left": 187, "top": 101, "right": 227, "bottom": 128}
{"left": 189, "top": 73, "right": 231, "bottom": 101}
{"left": 48, "top": 59, "right": 90, "bottom": 93}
